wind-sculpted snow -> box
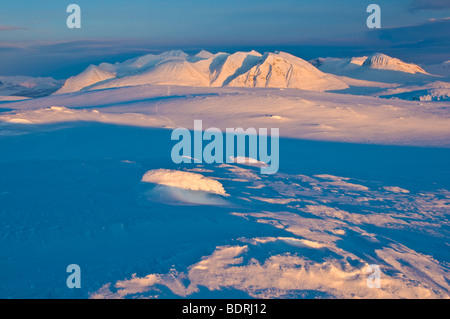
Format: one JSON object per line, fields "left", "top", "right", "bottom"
{"left": 140, "top": 169, "right": 229, "bottom": 205}
{"left": 0, "top": 106, "right": 164, "bottom": 127}
{"left": 92, "top": 245, "right": 447, "bottom": 299}
{"left": 142, "top": 169, "right": 227, "bottom": 196}
{"left": 91, "top": 162, "right": 450, "bottom": 299}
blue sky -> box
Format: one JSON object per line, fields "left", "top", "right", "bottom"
{"left": 1, "top": 0, "right": 449, "bottom": 77}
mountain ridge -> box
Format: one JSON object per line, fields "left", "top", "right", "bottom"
{"left": 55, "top": 50, "right": 350, "bottom": 93}
{"left": 52, "top": 50, "right": 448, "bottom": 96}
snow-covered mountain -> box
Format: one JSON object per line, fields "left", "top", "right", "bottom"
{"left": 54, "top": 65, "right": 116, "bottom": 94}
{"left": 424, "top": 60, "right": 450, "bottom": 77}
{"left": 209, "top": 50, "right": 262, "bottom": 87}
{"left": 378, "top": 81, "right": 450, "bottom": 101}
{"left": 362, "top": 53, "right": 428, "bottom": 74}
{"left": 226, "top": 51, "right": 347, "bottom": 91}
{"left": 56, "top": 50, "right": 450, "bottom": 98}
{"left": 0, "top": 75, "right": 62, "bottom": 98}
{"left": 55, "top": 50, "right": 349, "bottom": 93}
{"left": 49, "top": 50, "right": 449, "bottom": 103}
{"left": 311, "top": 53, "right": 429, "bottom": 75}
{"left": 98, "top": 49, "right": 190, "bottom": 77}
{"left": 311, "top": 53, "right": 439, "bottom": 84}
{"left": 309, "top": 56, "right": 367, "bottom": 74}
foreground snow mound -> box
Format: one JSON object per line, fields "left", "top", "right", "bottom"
{"left": 54, "top": 65, "right": 116, "bottom": 94}
{"left": 362, "top": 53, "right": 428, "bottom": 74}
{"left": 141, "top": 169, "right": 227, "bottom": 195}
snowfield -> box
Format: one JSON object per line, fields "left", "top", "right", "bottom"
{"left": 0, "top": 85, "right": 448, "bottom": 146}
{"left": 0, "top": 50, "right": 449, "bottom": 299}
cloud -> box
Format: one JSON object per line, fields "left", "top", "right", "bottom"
{"left": 0, "top": 38, "right": 164, "bottom": 78}
{"left": 363, "top": 17, "right": 450, "bottom": 63}
{"left": 368, "top": 17, "right": 450, "bottom": 44}
{"left": 0, "top": 25, "right": 25, "bottom": 31}
{"left": 410, "top": 0, "right": 450, "bottom": 11}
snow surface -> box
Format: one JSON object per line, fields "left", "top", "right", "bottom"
{"left": 1, "top": 85, "right": 448, "bottom": 146}
{"left": 0, "top": 50, "right": 449, "bottom": 299}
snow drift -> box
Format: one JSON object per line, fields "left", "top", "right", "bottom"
{"left": 141, "top": 169, "right": 227, "bottom": 195}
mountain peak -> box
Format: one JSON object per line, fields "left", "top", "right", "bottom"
{"left": 363, "top": 53, "right": 428, "bottom": 74}
{"left": 54, "top": 65, "right": 115, "bottom": 94}
{"left": 195, "top": 50, "right": 214, "bottom": 59}
{"left": 227, "top": 51, "right": 348, "bottom": 91}
{"left": 158, "top": 50, "right": 189, "bottom": 58}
